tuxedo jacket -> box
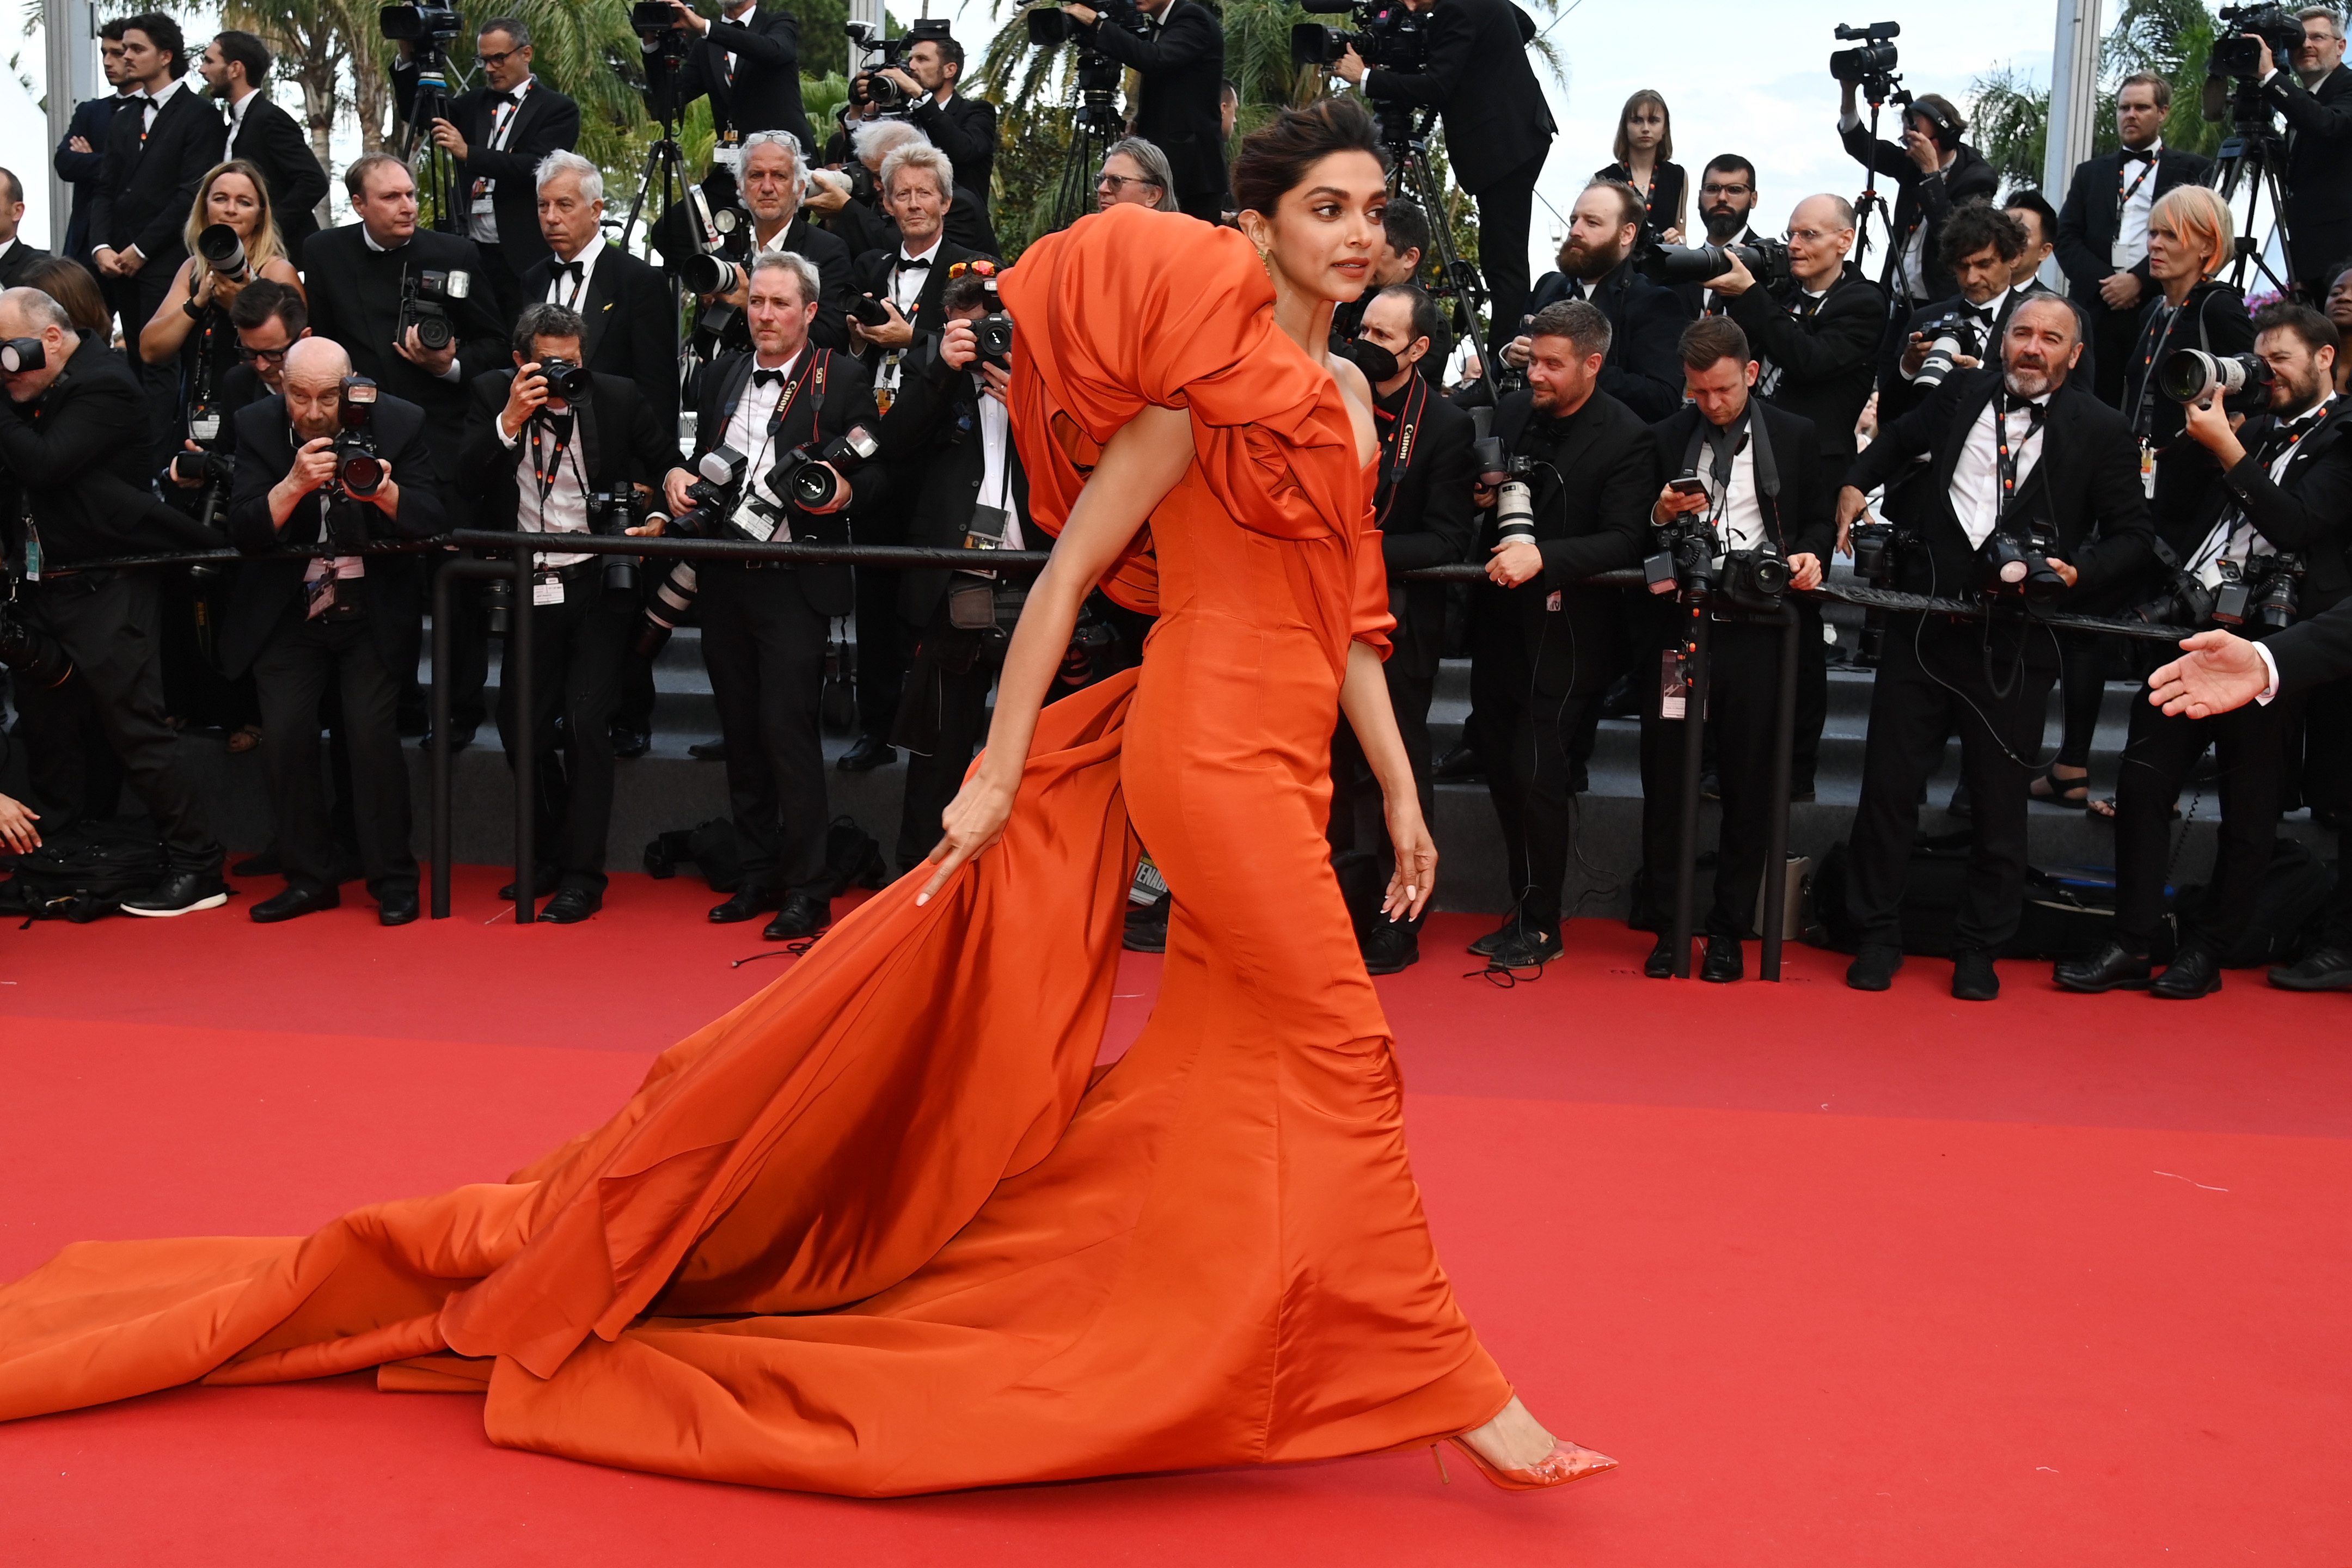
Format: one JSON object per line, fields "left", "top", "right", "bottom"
{"left": 2184, "top": 402, "right": 2352, "bottom": 619}
{"left": 226, "top": 93, "right": 330, "bottom": 264}
{"left": 1649, "top": 400, "right": 1837, "bottom": 564}
{"left": 392, "top": 68, "right": 580, "bottom": 274}
{"left": 89, "top": 84, "right": 227, "bottom": 267}
{"left": 515, "top": 242, "right": 679, "bottom": 437}
{"left": 1726, "top": 269, "right": 1886, "bottom": 467}
{"left": 2267, "top": 63, "right": 2352, "bottom": 280}
{"left": 301, "top": 224, "right": 511, "bottom": 480}
{"left": 909, "top": 93, "right": 999, "bottom": 201}
{"left": 2054, "top": 145, "right": 2215, "bottom": 309}
{"left": 828, "top": 185, "right": 1000, "bottom": 269}
{"left": 55, "top": 93, "right": 136, "bottom": 262}
{"left": 848, "top": 240, "right": 987, "bottom": 371}
{"left": 673, "top": 7, "right": 816, "bottom": 156}
{"left": 0, "top": 240, "right": 52, "bottom": 289}
{"left": 1845, "top": 369, "right": 2154, "bottom": 608}
{"left": 1485, "top": 387, "right": 1658, "bottom": 695}
{"left": 1837, "top": 124, "right": 1999, "bottom": 303}
{"left": 1363, "top": 0, "right": 1554, "bottom": 196}
{"left": 689, "top": 347, "right": 888, "bottom": 617}
{"left": 2121, "top": 279, "right": 2256, "bottom": 530}
{"left": 876, "top": 357, "right": 1034, "bottom": 625}
{"left": 0, "top": 332, "right": 209, "bottom": 562}
{"left": 1372, "top": 378, "right": 1478, "bottom": 679}
{"left": 219, "top": 389, "right": 446, "bottom": 679}
{"left": 1524, "top": 258, "right": 1693, "bottom": 421}
{"left": 1878, "top": 283, "right": 2067, "bottom": 426}
{"left": 2268, "top": 595, "right": 2352, "bottom": 694}
{"left": 456, "top": 369, "right": 677, "bottom": 539}
{"left": 1084, "top": 0, "right": 1226, "bottom": 200}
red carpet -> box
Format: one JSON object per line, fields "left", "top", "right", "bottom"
{"left": 3, "top": 866, "right": 2347, "bottom": 1564}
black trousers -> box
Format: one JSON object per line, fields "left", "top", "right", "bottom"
{"left": 1328, "top": 661, "right": 1437, "bottom": 870}
{"left": 1473, "top": 152, "right": 1548, "bottom": 359}
{"left": 699, "top": 564, "right": 831, "bottom": 898}
{"left": 2112, "top": 687, "right": 2295, "bottom": 953}
{"left": 251, "top": 605, "right": 415, "bottom": 899}
{"left": 495, "top": 570, "right": 630, "bottom": 893}
{"left": 15, "top": 572, "right": 218, "bottom": 868}
{"left": 2088, "top": 302, "right": 2140, "bottom": 409}
{"left": 1638, "top": 618, "right": 1785, "bottom": 939}
{"left": 1846, "top": 616, "right": 2055, "bottom": 952}
{"left": 1792, "top": 599, "right": 1828, "bottom": 793}
{"left": 1467, "top": 601, "right": 1602, "bottom": 932}
{"left": 890, "top": 610, "right": 1002, "bottom": 871}
{"left": 422, "top": 556, "right": 491, "bottom": 736}
{"left": 852, "top": 565, "right": 908, "bottom": 741}
{"left": 2050, "top": 628, "right": 2109, "bottom": 769}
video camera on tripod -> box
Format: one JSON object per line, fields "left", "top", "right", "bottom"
{"left": 1289, "top": 0, "right": 1431, "bottom": 71}
{"left": 848, "top": 17, "right": 954, "bottom": 114}
{"left": 2198, "top": 5, "right": 2306, "bottom": 294}
{"left": 1829, "top": 20, "right": 1904, "bottom": 103}
{"left": 2207, "top": 4, "right": 2306, "bottom": 106}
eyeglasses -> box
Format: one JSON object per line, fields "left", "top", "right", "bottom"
{"left": 1699, "top": 182, "right": 1752, "bottom": 198}
{"left": 1096, "top": 172, "right": 1161, "bottom": 193}
{"left": 477, "top": 46, "right": 524, "bottom": 68}
{"left": 1784, "top": 227, "right": 1839, "bottom": 244}
{"left": 236, "top": 343, "right": 290, "bottom": 365}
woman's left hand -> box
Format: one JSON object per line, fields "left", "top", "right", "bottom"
{"left": 1380, "top": 792, "right": 1438, "bottom": 923}
{"left": 210, "top": 270, "right": 246, "bottom": 308}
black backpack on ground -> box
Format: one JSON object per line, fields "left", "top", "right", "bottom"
{"left": 0, "top": 821, "right": 168, "bottom": 922}
{"left": 1809, "top": 831, "right": 2116, "bottom": 961}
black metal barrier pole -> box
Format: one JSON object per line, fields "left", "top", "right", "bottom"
{"left": 1759, "top": 602, "right": 1801, "bottom": 982}
{"left": 428, "top": 551, "right": 537, "bottom": 923}
{"left": 1670, "top": 604, "right": 1710, "bottom": 981}
{"left": 507, "top": 548, "right": 535, "bottom": 928}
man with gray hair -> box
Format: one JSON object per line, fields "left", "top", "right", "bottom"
{"left": 518, "top": 149, "right": 676, "bottom": 438}
{"left": 690, "top": 131, "right": 853, "bottom": 357}
{"left": 394, "top": 14, "right": 581, "bottom": 317}
{"left": 817, "top": 121, "right": 1000, "bottom": 264}
{"left": 0, "top": 285, "right": 226, "bottom": 916}
{"left": 2259, "top": 5, "right": 2352, "bottom": 301}
{"left": 663, "top": 250, "right": 889, "bottom": 940}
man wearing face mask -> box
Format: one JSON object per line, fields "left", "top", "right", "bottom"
{"left": 1463, "top": 298, "right": 1657, "bottom": 972}
{"left": 1834, "top": 297, "right": 2153, "bottom": 1000}
{"left": 1503, "top": 180, "right": 1690, "bottom": 421}
{"left": 1634, "top": 316, "right": 1833, "bottom": 981}
{"left": 1330, "top": 283, "right": 1477, "bottom": 974}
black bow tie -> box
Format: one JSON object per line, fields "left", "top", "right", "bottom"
{"left": 898, "top": 255, "right": 933, "bottom": 271}
{"left": 559, "top": 260, "right": 582, "bottom": 280}
{"left": 2123, "top": 147, "right": 2157, "bottom": 164}
{"left": 498, "top": 90, "right": 525, "bottom": 108}
{"left": 751, "top": 367, "right": 785, "bottom": 388}
{"left": 2281, "top": 405, "right": 2330, "bottom": 437}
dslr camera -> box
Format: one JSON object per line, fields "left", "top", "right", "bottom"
{"left": 397, "top": 265, "right": 473, "bottom": 353}
{"left": 1473, "top": 433, "right": 1540, "bottom": 553}
{"left": 1910, "top": 310, "right": 1984, "bottom": 390}
{"left": 195, "top": 223, "right": 253, "bottom": 285}
{"left": 848, "top": 17, "right": 954, "bottom": 113}
{"left": 665, "top": 445, "right": 749, "bottom": 538}
{"left": 1829, "top": 20, "right": 1903, "bottom": 101}
{"left": 0, "top": 597, "right": 72, "bottom": 689}
{"left": 586, "top": 487, "right": 644, "bottom": 593}
{"left": 1291, "top": 0, "right": 1431, "bottom": 72}
{"left": 1847, "top": 516, "right": 1916, "bottom": 665}
{"left": 2212, "top": 552, "right": 2302, "bottom": 630}
{"left": 1980, "top": 523, "right": 2067, "bottom": 604}
{"left": 327, "top": 376, "right": 385, "bottom": 551}
{"left": 762, "top": 424, "right": 881, "bottom": 529}
{"left": 2160, "top": 347, "right": 2275, "bottom": 414}
{"left": 2132, "top": 538, "right": 2218, "bottom": 628}
{"left": 1634, "top": 235, "right": 1796, "bottom": 290}
{"left": 534, "top": 356, "right": 593, "bottom": 403}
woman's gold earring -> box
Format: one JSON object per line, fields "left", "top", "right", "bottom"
{"left": 1257, "top": 247, "right": 1273, "bottom": 279}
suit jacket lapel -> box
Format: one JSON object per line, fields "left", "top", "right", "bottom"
{"left": 574, "top": 390, "right": 604, "bottom": 485}
{"left": 1936, "top": 375, "right": 2001, "bottom": 497}
{"left": 580, "top": 246, "right": 617, "bottom": 362}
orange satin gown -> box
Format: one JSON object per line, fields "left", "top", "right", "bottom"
{"left": 0, "top": 207, "right": 1514, "bottom": 1496}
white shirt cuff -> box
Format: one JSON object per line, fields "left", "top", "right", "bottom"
{"left": 2254, "top": 639, "right": 2281, "bottom": 706}
{"left": 496, "top": 419, "right": 520, "bottom": 449}
{"left": 438, "top": 358, "right": 463, "bottom": 383}
{"left": 1838, "top": 112, "right": 1861, "bottom": 133}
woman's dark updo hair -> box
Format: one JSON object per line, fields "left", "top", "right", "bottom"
{"left": 1230, "top": 97, "right": 1388, "bottom": 220}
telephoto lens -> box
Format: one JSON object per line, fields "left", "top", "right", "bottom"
{"left": 636, "top": 563, "right": 699, "bottom": 657}
{"left": 849, "top": 294, "right": 895, "bottom": 329}
{"left": 1494, "top": 479, "right": 1537, "bottom": 545}
{"left": 1911, "top": 315, "right": 1974, "bottom": 390}
{"left": 197, "top": 223, "right": 251, "bottom": 283}
{"left": 0, "top": 336, "right": 45, "bottom": 373}
{"left": 2159, "top": 348, "right": 2272, "bottom": 405}
{"left": 679, "top": 253, "right": 744, "bottom": 297}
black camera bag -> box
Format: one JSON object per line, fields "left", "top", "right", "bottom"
{"left": 0, "top": 822, "right": 169, "bottom": 922}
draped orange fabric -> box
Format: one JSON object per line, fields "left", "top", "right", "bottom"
{"left": 0, "top": 208, "right": 1509, "bottom": 1496}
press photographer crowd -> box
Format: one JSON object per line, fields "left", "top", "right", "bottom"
{"left": 7, "top": 0, "right": 2352, "bottom": 1007}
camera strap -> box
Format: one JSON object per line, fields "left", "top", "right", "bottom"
{"left": 527, "top": 411, "right": 575, "bottom": 512}
{"left": 2114, "top": 153, "right": 2157, "bottom": 226}
{"left": 1992, "top": 389, "right": 2048, "bottom": 530}
{"left": 1373, "top": 374, "right": 1429, "bottom": 529}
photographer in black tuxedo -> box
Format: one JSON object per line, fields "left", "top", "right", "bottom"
{"left": 305, "top": 152, "right": 509, "bottom": 746}
{"left": 395, "top": 17, "right": 582, "bottom": 320}
{"left": 0, "top": 286, "right": 226, "bottom": 916}
{"left": 222, "top": 339, "right": 445, "bottom": 926}
{"left": 1336, "top": 0, "right": 1555, "bottom": 356}
{"left": 1503, "top": 180, "right": 1690, "bottom": 421}
{"left": 54, "top": 22, "right": 137, "bottom": 269}
{"left": 658, "top": 0, "right": 817, "bottom": 158}
{"left": 2058, "top": 304, "right": 2352, "bottom": 998}
{"left": 1881, "top": 205, "right": 2040, "bottom": 427}
{"left": 677, "top": 132, "right": 854, "bottom": 364}
{"left": 517, "top": 152, "right": 677, "bottom": 435}
{"left": 1836, "top": 296, "right": 2154, "bottom": 1000}
{"left": 1330, "top": 283, "right": 1476, "bottom": 975}
{"left": 1061, "top": 0, "right": 1226, "bottom": 222}
{"left": 1836, "top": 85, "right": 1996, "bottom": 310}
{"left": 200, "top": 30, "right": 330, "bottom": 266}
{"left": 875, "top": 272, "right": 1036, "bottom": 875}
{"left": 2055, "top": 72, "right": 2215, "bottom": 407}
{"left": 663, "top": 252, "right": 887, "bottom": 940}
{"left": 869, "top": 30, "right": 997, "bottom": 202}
{"left": 2257, "top": 8, "right": 2352, "bottom": 300}
{"left": 1462, "top": 298, "right": 1656, "bottom": 971}
{"left": 1636, "top": 316, "right": 1833, "bottom": 982}
{"left": 459, "top": 304, "right": 678, "bottom": 923}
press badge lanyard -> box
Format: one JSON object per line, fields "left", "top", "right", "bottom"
{"left": 525, "top": 413, "right": 587, "bottom": 569}
{"left": 1993, "top": 390, "right": 2047, "bottom": 528}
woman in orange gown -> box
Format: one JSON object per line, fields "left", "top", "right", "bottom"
{"left": 0, "top": 103, "right": 1613, "bottom": 1497}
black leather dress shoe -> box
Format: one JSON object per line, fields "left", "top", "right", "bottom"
{"left": 377, "top": 889, "right": 420, "bottom": 926}
{"left": 416, "top": 727, "right": 475, "bottom": 752}
{"left": 708, "top": 886, "right": 777, "bottom": 923}
{"left": 1701, "top": 934, "right": 1744, "bottom": 983}
{"left": 252, "top": 883, "right": 339, "bottom": 923}
{"left": 498, "top": 866, "right": 562, "bottom": 901}
{"left": 688, "top": 739, "right": 729, "bottom": 762}
{"left": 1846, "top": 943, "right": 1903, "bottom": 991}
{"left": 122, "top": 868, "right": 231, "bottom": 917}
{"left": 609, "top": 724, "right": 651, "bottom": 759}
{"left": 1467, "top": 917, "right": 1520, "bottom": 958}
{"left": 540, "top": 887, "right": 601, "bottom": 924}
{"left": 1644, "top": 935, "right": 1678, "bottom": 979}
{"left": 2054, "top": 940, "right": 2153, "bottom": 993}
{"left": 1434, "top": 743, "right": 1484, "bottom": 783}
{"left": 1951, "top": 946, "right": 2000, "bottom": 1002}
{"left": 1488, "top": 925, "right": 1564, "bottom": 969}
{"left": 837, "top": 734, "right": 897, "bottom": 772}
{"left": 1360, "top": 919, "right": 1419, "bottom": 975}
{"left": 2152, "top": 944, "right": 2225, "bottom": 999}
{"left": 762, "top": 892, "right": 831, "bottom": 940}
{"left": 2269, "top": 943, "right": 2352, "bottom": 991}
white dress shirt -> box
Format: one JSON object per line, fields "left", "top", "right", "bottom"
{"left": 889, "top": 238, "right": 941, "bottom": 315}
{"left": 140, "top": 77, "right": 184, "bottom": 134}
{"left": 221, "top": 86, "right": 257, "bottom": 159}
{"left": 469, "top": 78, "right": 534, "bottom": 245}
{"left": 2115, "top": 142, "right": 2164, "bottom": 270}
{"left": 1950, "top": 391, "right": 2050, "bottom": 548}
{"left": 724, "top": 347, "right": 804, "bottom": 524}
{"left": 544, "top": 238, "right": 605, "bottom": 309}
{"left": 1694, "top": 426, "right": 1766, "bottom": 554}
{"left": 297, "top": 449, "right": 368, "bottom": 608}
{"left": 975, "top": 387, "right": 1025, "bottom": 549}
{"left": 2185, "top": 394, "right": 2337, "bottom": 588}
{"left": 496, "top": 408, "right": 592, "bottom": 567}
